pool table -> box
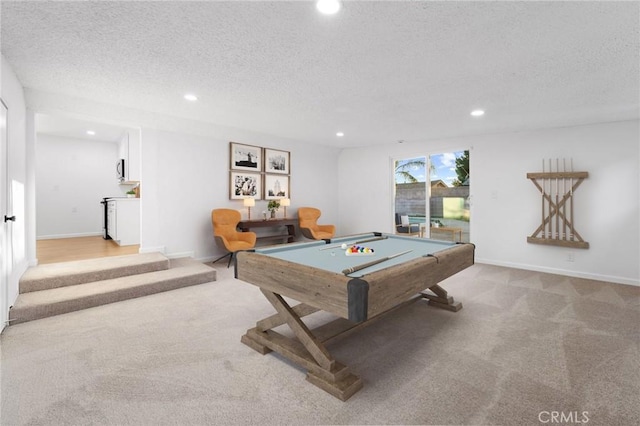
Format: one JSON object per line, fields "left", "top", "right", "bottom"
{"left": 235, "top": 232, "right": 475, "bottom": 401}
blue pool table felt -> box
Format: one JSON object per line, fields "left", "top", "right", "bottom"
{"left": 253, "top": 233, "right": 456, "bottom": 277}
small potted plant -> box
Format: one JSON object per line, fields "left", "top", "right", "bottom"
{"left": 267, "top": 200, "right": 280, "bottom": 219}
{"left": 126, "top": 189, "right": 136, "bottom": 198}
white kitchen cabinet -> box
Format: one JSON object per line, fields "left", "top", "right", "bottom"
{"left": 127, "top": 130, "right": 141, "bottom": 182}
{"left": 117, "top": 130, "right": 141, "bottom": 183}
{"left": 107, "top": 199, "right": 140, "bottom": 246}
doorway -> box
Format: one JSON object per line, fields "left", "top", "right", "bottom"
{"left": 393, "top": 156, "right": 427, "bottom": 235}
{"left": 393, "top": 150, "right": 470, "bottom": 242}
{"left": 34, "top": 114, "right": 142, "bottom": 264}
{"left": 427, "top": 150, "right": 470, "bottom": 242}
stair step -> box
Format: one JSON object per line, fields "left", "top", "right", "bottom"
{"left": 9, "top": 258, "right": 216, "bottom": 325}
{"left": 20, "top": 252, "right": 170, "bottom": 293}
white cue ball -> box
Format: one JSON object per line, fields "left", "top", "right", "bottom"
{"left": 341, "top": 243, "right": 348, "bottom": 249}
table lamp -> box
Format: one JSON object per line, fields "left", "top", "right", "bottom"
{"left": 280, "top": 198, "right": 290, "bottom": 218}
{"left": 243, "top": 197, "right": 255, "bottom": 220}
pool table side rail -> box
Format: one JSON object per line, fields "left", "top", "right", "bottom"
{"left": 236, "top": 251, "right": 354, "bottom": 319}
{"left": 364, "top": 243, "right": 475, "bottom": 318}
{"left": 236, "top": 243, "right": 474, "bottom": 323}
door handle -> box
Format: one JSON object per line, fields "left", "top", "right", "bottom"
{"left": 4, "top": 215, "right": 16, "bottom": 222}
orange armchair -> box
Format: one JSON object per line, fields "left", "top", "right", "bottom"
{"left": 298, "top": 207, "right": 336, "bottom": 240}
{"left": 211, "top": 209, "right": 257, "bottom": 267}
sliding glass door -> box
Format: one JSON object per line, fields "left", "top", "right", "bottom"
{"left": 428, "top": 150, "right": 470, "bottom": 243}
{"left": 393, "top": 150, "right": 470, "bottom": 242}
{"left": 393, "top": 157, "right": 427, "bottom": 236}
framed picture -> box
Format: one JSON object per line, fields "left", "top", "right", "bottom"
{"left": 230, "top": 142, "right": 262, "bottom": 172}
{"left": 264, "top": 148, "right": 290, "bottom": 174}
{"left": 230, "top": 171, "right": 262, "bottom": 200}
{"left": 264, "top": 174, "right": 290, "bottom": 200}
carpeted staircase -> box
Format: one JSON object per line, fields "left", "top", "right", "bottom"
{"left": 9, "top": 253, "right": 217, "bottom": 325}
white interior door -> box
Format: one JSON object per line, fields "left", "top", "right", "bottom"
{"left": 1, "top": 99, "right": 9, "bottom": 328}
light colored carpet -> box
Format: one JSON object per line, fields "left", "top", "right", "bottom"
{"left": 19, "top": 252, "right": 170, "bottom": 293}
{"left": 9, "top": 258, "right": 216, "bottom": 324}
{"left": 1, "top": 264, "right": 638, "bottom": 425}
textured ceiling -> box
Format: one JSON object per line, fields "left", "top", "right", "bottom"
{"left": 2, "top": 1, "right": 638, "bottom": 148}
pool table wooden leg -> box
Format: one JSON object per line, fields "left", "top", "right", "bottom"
{"left": 420, "top": 284, "right": 463, "bottom": 312}
{"left": 241, "top": 301, "right": 320, "bottom": 355}
{"left": 240, "top": 289, "right": 363, "bottom": 401}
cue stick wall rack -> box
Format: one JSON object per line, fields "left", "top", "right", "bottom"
{"left": 527, "top": 158, "right": 589, "bottom": 249}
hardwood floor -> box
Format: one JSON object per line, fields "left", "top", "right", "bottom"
{"left": 37, "top": 236, "right": 140, "bottom": 264}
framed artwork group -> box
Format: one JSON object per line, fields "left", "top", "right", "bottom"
{"left": 229, "top": 142, "right": 290, "bottom": 200}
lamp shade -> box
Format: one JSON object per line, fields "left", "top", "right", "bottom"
{"left": 243, "top": 198, "right": 255, "bottom": 207}
{"left": 280, "top": 198, "right": 290, "bottom": 207}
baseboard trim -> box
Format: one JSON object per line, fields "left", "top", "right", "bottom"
{"left": 139, "top": 246, "right": 165, "bottom": 254}
{"left": 37, "top": 232, "right": 103, "bottom": 240}
{"left": 476, "top": 258, "right": 639, "bottom": 287}
{"left": 197, "top": 255, "right": 220, "bottom": 264}
{"left": 166, "top": 251, "right": 195, "bottom": 259}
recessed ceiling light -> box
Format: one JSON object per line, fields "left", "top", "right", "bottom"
{"left": 86, "top": 130, "right": 96, "bottom": 135}
{"left": 316, "top": 0, "right": 341, "bottom": 15}
{"left": 336, "top": 132, "right": 344, "bottom": 137}
{"left": 184, "top": 94, "right": 198, "bottom": 101}
{"left": 470, "top": 109, "right": 485, "bottom": 117}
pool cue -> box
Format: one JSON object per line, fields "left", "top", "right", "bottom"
{"left": 555, "top": 157, "right": 560, "bottom": 240}
{"left": 548, "top": 158, "right": 553, "bottom": 239}
{"left": 342, "top": 250, "right": 413, "bottom": 275}
{"left": 570, "top": 158, "right": 574, "bottom": 241}
{"left": 319, "top": 236, "right": 388, "bottom": 251}
{"left": 563, "top": 158, "right": 567, "bottom": 240}
{"left": 542, "top": 158, "right": 547, "bottom": 239}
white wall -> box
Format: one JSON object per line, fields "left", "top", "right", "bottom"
{"left": 1, "top": 55, "right": 28, "bottom": 331}
{"left": 339, "top": 120, "right": 639, "bottom": 286}
{"left": 35, "top": 134, "right": 123, "bottom": 238}
{"left": 19, "top": 90, "right": 639, "bottom": 287}
{"left": 25, "top": 111, "right": 37, "bottom": 265}
{"left": 139, "top": 127, "right": 340, "bottom": 260}
{"left": 24, "top": 90, "right": 342, "bottom": 262}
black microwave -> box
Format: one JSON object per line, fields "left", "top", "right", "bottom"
{"left": 116, "top": 159, "right": 126, "bottom": 181}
